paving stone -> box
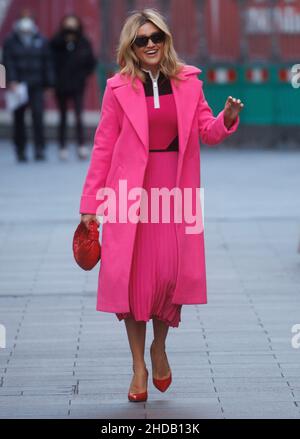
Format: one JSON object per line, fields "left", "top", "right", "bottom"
{"left": 1, "top": 143, "right": 300, "bottom": 418}
{"left": 221, "top": 401, "right": 300, "bottom": 419}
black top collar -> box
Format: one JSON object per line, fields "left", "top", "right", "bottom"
{"left": 142, "top": 70, "right": 172, "bottom": 96}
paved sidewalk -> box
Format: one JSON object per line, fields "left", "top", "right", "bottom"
{"left": 0, "top": 141, "right": 300, "bottom": 419}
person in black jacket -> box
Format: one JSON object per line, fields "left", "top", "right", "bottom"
{"left": 50, "top": 14, "right": 97, "bottom": 160}
{"left": 2, "top": 12, "right": 55, "bottom": 162}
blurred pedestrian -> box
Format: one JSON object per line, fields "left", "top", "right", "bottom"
{"left": 50, "top": 14, "right": 97, "bottom": 161}
{"left": 2, "top": 11, "right": 55, "bottom": 162}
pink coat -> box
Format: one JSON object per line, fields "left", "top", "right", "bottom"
{"left": 79, "top": 64, "right": 240, "bottom": 313}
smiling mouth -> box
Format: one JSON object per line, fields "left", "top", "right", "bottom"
{"left": 145, "top": 51, "right": 159, "bottom": 57}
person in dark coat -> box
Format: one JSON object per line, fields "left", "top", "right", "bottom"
{"left": 50, "top": 14, "right": 97, "bottom": 160}
{"left": 2, "top": 12, "right": 55, "bottom": 162}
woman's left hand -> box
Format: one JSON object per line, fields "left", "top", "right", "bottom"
{"left": 223, "top": 96, "right": 244, "bottom": 129}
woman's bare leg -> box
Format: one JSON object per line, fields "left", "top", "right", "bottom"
{"left": 124, "top": 316, "right": 148, "bottom": 393}
{"left": 150, "top": 317, "right": 171, "bottom": 379}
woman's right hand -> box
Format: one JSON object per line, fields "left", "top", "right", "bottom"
{"left": 80, "top": 214, "right": 99, "bottom": 228}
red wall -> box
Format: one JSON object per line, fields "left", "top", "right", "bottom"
{"left": 204, "top": 0, "right": 240, "bottom": 62}
{"left": 244, "top": 0, "right": 300, "bottom": 61}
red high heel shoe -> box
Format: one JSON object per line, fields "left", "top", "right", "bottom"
{"left": 150, "top": 342, "right": 172, "bottom": 393}
{"left": 153, "top": 371, "right": 172, "bottom": 392}
{"left": 128, "top": 367, "right": 149, "bottom": 402}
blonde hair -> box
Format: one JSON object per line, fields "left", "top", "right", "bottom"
{"left": 116, "top": 8, "right": 187, "bottom": 91}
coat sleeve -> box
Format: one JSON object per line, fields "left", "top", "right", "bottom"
{"left": 42, "top": 39, "right": 56, "bottom": 88}
{"left": 2, "top": 37, "right": 18, "bottom": 83}
{"left": 82, "top": 38, "right": 97, "bottom": 77}
{"left": 79, "top": 82, "right": 121, "bottom": 214}
{"left": 197, "top": 83, "right": 239, "bottom": 145}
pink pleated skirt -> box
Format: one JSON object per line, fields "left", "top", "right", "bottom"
{"left": 116, "top": 150, "right": 182, "bottom": 328}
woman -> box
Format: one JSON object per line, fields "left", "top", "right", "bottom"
{"left": 50, "top": 14, "right": 97, "bottom": 160}
{"left": 79, "top": 8, "right": 243, "bottom": 402}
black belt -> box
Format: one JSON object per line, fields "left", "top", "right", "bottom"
{"left": 149, "top": 135, "right": 179, "bottom": 152}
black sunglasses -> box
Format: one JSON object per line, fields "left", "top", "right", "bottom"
{"left": 132, "top": 31, "right": 166, "bottom": 48}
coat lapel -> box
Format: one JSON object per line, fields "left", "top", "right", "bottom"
{"left": 109, "top": 65, "right": 202, "bottom": 158}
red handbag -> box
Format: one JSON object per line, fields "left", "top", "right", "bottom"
{"left": 72, "top": 220, "right": 101, "bottom": 270}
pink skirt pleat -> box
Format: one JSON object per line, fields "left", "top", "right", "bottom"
{"left": 116, "top": 151, "right": 182, "bottom": 328}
